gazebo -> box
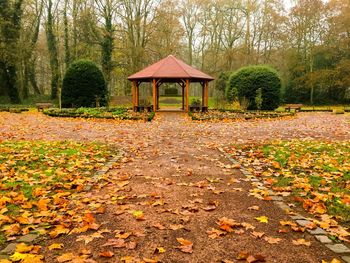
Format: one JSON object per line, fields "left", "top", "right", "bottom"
{"left": 127, "top": 55, "right": 214, "bottom": 112}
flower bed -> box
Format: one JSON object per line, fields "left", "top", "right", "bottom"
{"left": 43, "top": 107, "right": 155, "bottom": 121}
{"left": 189, "top": 109, "right": 294, "bottom": 121}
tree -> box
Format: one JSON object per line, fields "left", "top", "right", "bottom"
{"left": 45, "top": 0, "right": 61, "bottom": 99}
{"left": 62, "top": 59, "right": 107, "bottom": 107}
{"left": 0, "top": 0, "right": 24, "bottom": 103}
{"left": 227, "top": 65, "right": 281, "bottom": 110}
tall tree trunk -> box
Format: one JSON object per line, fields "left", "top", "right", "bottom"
{"left": 63, "top": 0, "right": 71, "bottom": 67}
{"left": 0, "top": 0, "right": 23, "bottom": 103}
{"left": 46, "top": 0, "right": 60, "bottom": 99}
{"left": 0, "top": 63, "right": 21, "bottom": 103}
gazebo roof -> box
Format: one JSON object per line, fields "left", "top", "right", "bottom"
{"left": 127, "top": 55, "right": 214, "bottom": 81}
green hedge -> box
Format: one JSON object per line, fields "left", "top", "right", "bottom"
{"left": 62, "top": 60, "right": 107, "bottom": 108}
{"left": 226, "top": 65, "right": 281, "bottom": 110}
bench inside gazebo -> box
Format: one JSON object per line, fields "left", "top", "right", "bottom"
{"left": 127, "top": 55, "right": 214, "bottom": 112}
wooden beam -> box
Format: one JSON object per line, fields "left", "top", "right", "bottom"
{"left": 186, "top": 79, "right": 190, "bottom": 112}
{"left": 153, "top": 78, "right": 157, "bottom": 112}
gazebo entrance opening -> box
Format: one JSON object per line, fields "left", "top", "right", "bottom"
{"left": 128, "top": 55, "right": 214, "bottom": 113}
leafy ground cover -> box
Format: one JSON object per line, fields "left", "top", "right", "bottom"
{"left": 189, "top": 110, "right": 294, "bottom": 121}
{"left": 226, "top": 141, "right": 350, "bottom": 241}
{"left": 43, "top": 107, "right": 155, "bottom": 121}
{"left": 0, "top": 141, "right": 116, "bottom": 259}
{"left": 0, "top": 112, "right": 348, "bottom": 262}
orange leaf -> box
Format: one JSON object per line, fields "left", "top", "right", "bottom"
{"left": 99, "top": 250, "right": 114, "bottom": 258}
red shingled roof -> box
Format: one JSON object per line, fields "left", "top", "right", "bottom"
{"left": 127, "top": 55, "right": 214, "bottom": 81}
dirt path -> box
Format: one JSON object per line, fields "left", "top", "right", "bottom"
{"left": 1, "top": 111, "right": 350, "bottom": 262}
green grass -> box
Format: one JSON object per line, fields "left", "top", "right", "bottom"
{"left": 0, "top": 233, "right": 5, "bottom": 245}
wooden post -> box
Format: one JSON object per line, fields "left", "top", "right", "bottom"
{"left": 153, "top": 78, "right": 157, "bottom": 112}
{"left": 157, "top": 85, "right": 160, "bottom": 110}
{"left": 135, "top": 82, "right": 139, "bottom": 108}
{"left": 201, "top": 82, "right": 205, "bottom": 108}
{"left": 132, "top": 81, "right": 136, "bottom": 112}
{"left": 186, "top": 79, "right": 190, "bottom": 112}
{"left": 205, "top": 81, "right": 209, "bottom": 109}
{"left": 182, "top": 84, "right": 185, "bottom": 110}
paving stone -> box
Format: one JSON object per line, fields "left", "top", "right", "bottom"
{"left": 275, "top": 201, "right": 290, "bottom": 210}
{"left": 1, "top": 243, "right": 17, "bottom": 254}
{"left": 250, "top": 178, "right": 260, "bottom": 182}
{"left": 342, "top": 256, "right": 350, "bottom": 263}
{"left": 0, "top": 254, "right": 9, "bottom": 259}
{"left": 315, "top": 235, "right": 332, "bottom": 244}
{"left": 271, "top": 196, "right": 283, "bottom": 201}
{"left": 17, "top": 234, "right": 38, "bottom": 243}
{"left": 296, "top": 219, "right": 312, "bottom": 227}
{"left": 290, "top": 215, "right": 305, "bottom": 220}
{"left": 307, "top": 227, "right": 327, "bottom": 235}
{"left": 326, "top": 244, "right": 350, "bottom": 254}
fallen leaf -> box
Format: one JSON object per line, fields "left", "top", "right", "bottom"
{"left": 255, "top": 216, "right": 268, "bottom": 223}
{"left": 292, "top": 238, "right": 311, "bottom": 246}
{"left": 99, "top": 250, "right": 114, "bottom": 258}
{"left": 264, "top": 236, "right": 282, "bottom": 244}
{"left": 176, "top": 238, "right": 193, "bottom": 253}
{"left": 48, "top": 243, "right": 64, "bottom": 250}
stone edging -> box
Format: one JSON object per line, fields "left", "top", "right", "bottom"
{"left": 0, "top": 150, "right": 124, "bottom": 260}
{"left": 218, "top": 147, "right": 350, "bottom": 263}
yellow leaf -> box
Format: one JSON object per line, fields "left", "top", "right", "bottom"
{"left": 132, "top": 210, "right": 144, "bottom": 220}
{"left": 48, "top": 243, "right": 64, "bottom": 250}
{"left": 330, "top": 259, "right": 342, "bottom": 263}
{"left": 0, "top": 259, "right": 11, "bottom": 263}
{"left": 155, "top": 247, "right": 166, "bottom": 253}
{"left": 22, "top": 255, "right": 44, "bottom": 263}
{"left": 255, "top": 216, "right": 268, "bottom": 223}
{"left": 9, "top": 252, "right": 27, "bottom": 261}
{"left": 15, "top": 243, "right": 33, "bottom": 253}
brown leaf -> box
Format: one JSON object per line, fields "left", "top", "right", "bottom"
{"left": 251, "top": 231, "right": 265, "bottom": 238}
{"left": 152, "top": 223, "right": 166, "bottom": 230}
{"left": 292, "top": 239, "right": 311, "bottom": 246}
{"left": 264, "top": 236, "right": 282, "bottom": 244}
{"left": 176, "top": 238, "right": 193, "bottom": 253}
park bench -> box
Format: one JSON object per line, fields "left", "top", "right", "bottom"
{"left": 285, "top": 104, "right": 303, "bottom": 112}
{"left": 134, "top": 105, "right": 153, "bottom": 112}
{"left": 36, "top": 103, "right": 53, "bottom": 112}
{"left": 189, "top": 106, "right": 208, "bottom": 112}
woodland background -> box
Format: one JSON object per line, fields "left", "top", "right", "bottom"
{"left": 1, "top": 0, "right": 350, "bottom": 105}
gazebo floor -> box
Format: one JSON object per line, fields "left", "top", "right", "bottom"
{"left": 157, "top": 107, "right": 185, "bottom": 112}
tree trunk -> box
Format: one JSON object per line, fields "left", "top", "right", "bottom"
{"left": 63, "top": 0, "right": 71, "bottom": 67}
{"left": 46, "top": 0, "right": 60, "bottom": 99}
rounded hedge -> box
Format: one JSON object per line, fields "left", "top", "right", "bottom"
{"left": 226, "top": 65, "right": 281, "bottom": 110}
{"left": 62, "top": 60, "right": 107, "bottom": 108}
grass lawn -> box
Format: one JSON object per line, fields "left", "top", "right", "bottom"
{"left": 0, "top": 141, "right": 115, "bottom": 244}
{"left": 228, "top": 141, "right": 350, "bottom": 230}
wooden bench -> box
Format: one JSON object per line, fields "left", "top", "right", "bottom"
{"left": 134, "top": 105, "right": 153, "bottom": 112}
{"left": 285, "top": 104, "right": 303, "bottom": 112}
{"left": 36, "top": 103, "right": 53, "bottom": 112}
{"left": 189, "top": 106, "right": 208, "bottom": 112}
